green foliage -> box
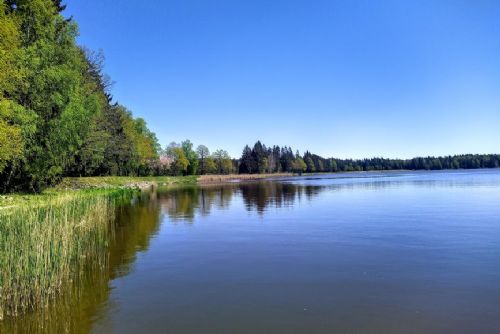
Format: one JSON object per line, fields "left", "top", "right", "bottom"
{"left": 213, "top": 149, "right": 233, "bottom": 174}
{"left": 0, "top": 1, "right": 161, "bottom": 192}
{"left": 237, "top": 141, "right": 500, "bottom": 175}
{"left": 305, "top": 156, "right": 315, "bottom": 173}
{"left": 204, "top": 156, "right": 217, "bottom": 174}
{"left": 239, "top": 145, "right": 254, "bottom": 173}
{"left": 167, "top": 145, "right": 189, "bottom": 176}
{"left": 182, "top": 140, "right": 198, "bottom": 175}
{"left": 292, "top": 157, "right": 307, "bottom": 173}
{"left": 0, "top": 101, "right": 36, "bottom": 174}
{"left": 196, "top": 145, "right": 210, "bottom": 174}
{"left": 0, "top": 3, "right": 36, "bottom": 179}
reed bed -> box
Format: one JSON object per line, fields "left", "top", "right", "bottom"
{"left": 0, "top": 189, "right": 132, "bottom": 320}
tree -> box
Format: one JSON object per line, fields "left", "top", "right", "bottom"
{"left": 0, "top": 3, "right": 38, "bottom": 189}
{"left": 181, "top": 140, "right": 198, "bottom": 175}
{"left": 222, "top": 158, "right": 234, "bottom": 174}
{"left": 0, "top": 1, "right": 160, "bottom": 191}
{"left": 204, "top": 156, "right": 217, "bottom": 174}
{"left": 239, "top": 145, "right": 254, "bottom": 174}
{"left": 1, "top": 0, "right": 91, "bottom": 190}
{"left": 196, "top": 145, "right": 210, "bottom": 174}
{"left": 271, "top": 145, "right": 281, "bottom": 172}
{"left": 292, "top": 158, "right": 307, "bottom": 174}
{"left": 280, "top": 146, "right": 294, "bottom": 172}
{"left": 131, "top": 118, "right": 160, "bottom": 175}
{"left": 0, "top": 5, "right": 25, "bottom": 174}
{"left": 99, "top": 105, "right": 138, "bottom": 176}
{"left": 167, "top": 145, "right": 189, "bottom": 176}
{"left": 330, "top": 159, "right": 338, "bottom": 172}
{"left": 51, "top": 0, "right": 67, "bottom": 13}
{"left": 317, "top": 160, "right": 324, "bottom": 172}
{"left": 305, "top": 156, "right": 315, "bottom": 173}
{"left": 251, "top": 141, "right": 268, "bottom": 173}
{"left": 213, "top": 149, "right": 231, "bottom": 174}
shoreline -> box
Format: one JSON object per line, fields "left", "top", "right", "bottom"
{"left": 197, "top": 173, "right": 293, "bottom": 184}
{"left": 2, "top": 168, "right": 499, "bottom": 207}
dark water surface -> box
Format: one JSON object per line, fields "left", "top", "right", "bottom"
{"left": 4, "top": 170, "right": 500, "bottom": 333}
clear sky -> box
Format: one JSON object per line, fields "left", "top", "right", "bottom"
{"left": 64, "top": 0, "right": 500, "bottom": 159}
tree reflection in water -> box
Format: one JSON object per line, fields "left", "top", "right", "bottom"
{"left": 159, "top": 181, "right": 323, "bottom": 220}
{"left": 1, "top": 177, "right": 434, "bottom": 332}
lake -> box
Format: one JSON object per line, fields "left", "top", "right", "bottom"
{"left": 3, "top": 169, "right": 500, "bottom": 333}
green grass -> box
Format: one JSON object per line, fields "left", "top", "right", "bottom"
{"left": 0, "top": 188, "right": 134, "bottom": 320}
{"left": 0, "top": 176, "right": 198, "bottom": 208}
{"left": 56, "top": 175, "right": 198, "bottom": 190}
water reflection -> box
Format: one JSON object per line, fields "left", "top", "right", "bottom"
{"left": 0, "top": 192, "right": 163, "bottom": 334}
{"left": 158, "top": 172, "right": 498, "bottom": 221}
{"left": 158, "top": 182, "right": 325, "bottom": 220}
{"left": 0, "top": 181, "right": 331, "bottom": 331}
{"left": 159, "top": 185, "right": 233, "bottom": 221}
{"left": 3, "top": 170, "right": 499, "bottom": 333}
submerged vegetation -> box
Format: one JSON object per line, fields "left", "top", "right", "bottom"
{"left": 0, "top": 188, "right": 134, "bottom": 319}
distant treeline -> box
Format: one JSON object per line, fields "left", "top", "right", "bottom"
{"left": 150, "top": 140, "right": 499, "bottom": 177}
{"left": 0, "top": 1, "right": 159, "bottom": 192}
{"left": 236, "top": 141, "right": 500, "bottom": 174}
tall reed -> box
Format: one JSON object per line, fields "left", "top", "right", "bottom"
{"left": 0, "top": 189, "right": 132, "bottom": 320}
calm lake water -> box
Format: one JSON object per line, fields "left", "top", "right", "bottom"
{"left": 4, "top": 169, "right": 500, "bottom": 333}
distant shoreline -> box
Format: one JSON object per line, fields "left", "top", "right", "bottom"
{"left": 58, "top": 167, "right": 500, "bottom": 189}
{"left": 2, "top": 168, "right": 499, "bottom": 205}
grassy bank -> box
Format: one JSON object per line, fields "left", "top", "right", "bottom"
{"left": 0, "top": 188, "right": 134, "bottom": 320}
{"left": 51, "top": 173, "right": 291, "bottom": 190}
{"left": 0, "top": 176, "right": 197, "bottom": 209}
{"left": 198, "top": 173, "right": 293, "bottom": 184}
{"left": 0, "top": 172, "right": 291, "bottom": 210}
{"left": 56, "top": 175, "right": 198, "bottom": 190}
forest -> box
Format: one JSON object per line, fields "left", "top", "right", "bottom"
{"left": 1, "top": 1, "right": 499, "bottom": 194}
{"left": 236, "top": 141, "right": 500, "bottom": 174}
{"left": 0, "top": 0, "right": 160, "bottom": 192}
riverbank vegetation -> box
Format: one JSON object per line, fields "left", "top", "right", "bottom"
{"left": 0, "top": 188, "right": 134, "bottom": 320}
{"left": 0, "top": 188, "right": 172, "bottom": 332}
{"left": 198, "top": 173, "right": 292, "bottom": 184}
{"left": 56, "top": 175, "right": 198, "bottom": 190}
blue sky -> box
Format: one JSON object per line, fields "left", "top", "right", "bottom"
{"left": 64, "top": 0, "right": 500, "bottom": 159}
